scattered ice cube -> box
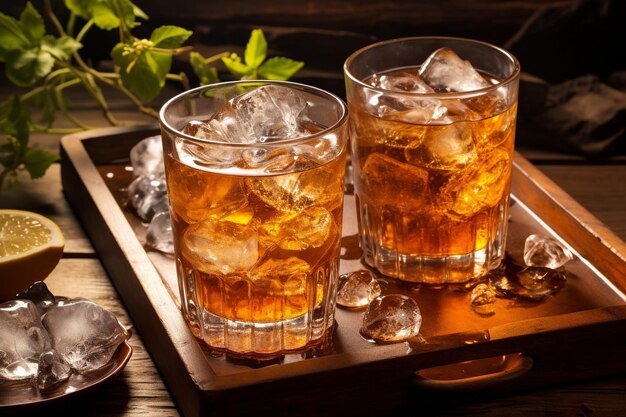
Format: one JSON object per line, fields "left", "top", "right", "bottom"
{"left": 130, "top": 135, "right": 165, "bottom": 179}
{"left": 336, "top": 270, "right": 381, "bottom": 308}
{"left": 42, "top": 299, "right": 128, "bottom": 373}
{"left": 0, "top": 300, "right": 52, "bottom": 380}
{"left": 182, "top": 218, "right": 258, "bottom": 275}
{"left": 127, "top": 176, "right": 168, "bottom": 222}
{"left": 524, "top": 234, "right": 574, "bottom": 269}
{"left": 146, "top": 211, "right": 174, "bottom": 254}
{"left": 419, "top": 47, "right": 491, "bottom": 93}
{"left": 361, "top": 295, "right": 422, "bottom": 343}
{"left": 361, "top": 153, "right": 428, "bottom": 210}
{"left": 16, "top": 281, "right": 56, "bottom": 315}
{"left": 404, "top": 122, "right": 477, "bottom": 170}
{"left": 259, "top": 206, "right": 335, "bottom": 251}
{"left": 491, "top": 267, "right": 566, "bottom": 301}
{"left": 470, "top": 283, "right": 496, "bottom": 316}
{"left": 36, "top": 349, "right": 72, "bottom": 390}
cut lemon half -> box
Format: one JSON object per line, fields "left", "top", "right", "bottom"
{"left": 0, "top": 209, "right": 65, "bottom": 299}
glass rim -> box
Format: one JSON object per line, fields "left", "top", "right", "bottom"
{"left": 159, "top": 80, "right": 349, "bottom": 147}
{"left": 343, "top": 36, "right": 521, "bottom": 99}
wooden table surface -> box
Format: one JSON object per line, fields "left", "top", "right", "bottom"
{"left": 2, "top": 98, "right": 626, "bottom": 416}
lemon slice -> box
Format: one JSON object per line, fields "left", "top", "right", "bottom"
{"left": 0, "top": 209, "right": 65, "bottom": 299}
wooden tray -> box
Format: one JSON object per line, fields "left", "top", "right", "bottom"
{"left": 60, "top": 125, "right": 626, "bottom": 417}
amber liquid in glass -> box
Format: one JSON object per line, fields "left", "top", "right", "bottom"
{"left": 350, "top": 68, "right": 516, "bottom": 283}
{"left": 165, "top": 149, "right": 346, "bottom": 355}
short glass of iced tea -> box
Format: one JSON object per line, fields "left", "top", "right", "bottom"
{"left": 159, "top": 81, "right": 348, "bottom": 358}
{"left": 344, "top": 37, "right": 520, "bottom": 284}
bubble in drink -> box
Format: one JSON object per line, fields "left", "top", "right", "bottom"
{"left": 336, "top": 270, "right": 381, "bottom": 308}
{"left": 523, "top": 234, "right": 574, "bottom": 269}
{"left": 361, "top": 295, "right": 422, "bottom": 343}
{"left": 42, "top": 299, "right": 128, "bottom": 373}
{"left": 130, "top": 135, "right": 165, "bottom": 179}
{"left": 0, "top": 300, "right": 52, "bottom": 380}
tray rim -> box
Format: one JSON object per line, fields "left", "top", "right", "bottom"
{"left": 59, "top": 125, "right": 626, "bottom": 406}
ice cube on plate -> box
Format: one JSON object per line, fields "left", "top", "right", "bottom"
{"left": 0, "top": 299, "right": 52, "bottom": 380}
{"left": 146, "top": 211, "right": 174, "bottom": 254}
{"left": 127, "top": 176, "right": 168, "bottom": 222}
{"left": 470, "top": 283, "right": 496, "bottom": 316}
{"left": 36, "top": 349, "right": 72, "bottom": 390}
{"left": 16, "top": 281, "right": 57, "bottom": 315}
{"left": 42, "top": 299, "right": 128, "bottom": 373}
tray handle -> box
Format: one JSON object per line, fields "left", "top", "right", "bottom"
{"left": 410, "top": 353, "right": 533, "bottom": 392}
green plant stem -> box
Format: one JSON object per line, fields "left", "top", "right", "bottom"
{"left": 153, "top": 46, "right": 193, "bottom": 55}
{"left": 43, "top": 0, "right": 67, "bottom": 37}
{"left": 53, "top": 79, "right": 91, "bottom": 130}
{"left": 166, "top": 73, "right": 190, "bottom": 91}
{"left": 66, "top": 11, "right": 77, "bottom": 36}
{"left": 112, "top": 0, "right": 130, "bottom": 42}
{"left": 30, "top": 125, "right": 84, "bottom": 134}
{"left": 204, "top": 52, "right": 231, "bottom": 65}
{"left": 76, "top": 19, "right": 94, "bottom": 43}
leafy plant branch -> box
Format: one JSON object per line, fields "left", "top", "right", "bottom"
{"left": 0, "top": 1, "right": 304, "bottom": 190}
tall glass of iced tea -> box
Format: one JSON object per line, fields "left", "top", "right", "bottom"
{"left": 159, "top": 81, "right": 348, "bottom": 358}
{"left": 344, "top": 37, "right": 520, "bottom": 284}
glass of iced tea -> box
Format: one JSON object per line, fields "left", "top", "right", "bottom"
{"left": 344, "top": 37, "right": 520, "bottom": 284}
{"left": 159, "top": 81, "right": 348, "bottom": 358}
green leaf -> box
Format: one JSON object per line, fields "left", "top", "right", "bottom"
{"left": 92, "top": 0, "right": 135, "bottom": 30}
{"left": 132, "top": 4, "right": 149, "bottom": 20}
{"left": 112, "top": 42, "right": 166, "bottom": 102}
{"left": 0, "top": 12, "right": 30, "bottom": 53}
{"left": 244, "top": 29, "right": 267, "bottom": 69}
{"left": 41, "top": 35, "right": 82, "bottom": 61}
{"left": 190, "top": 52, "right": 219, "bottom": 85}
{"left": 222, "top": 53, "right": 252, "bottom": 77}
{"left": 0, "top": 96, "right": 30, "bottom": 152}
{"left": 258, "top": 57, "right": 304, "bottom": 80}
{"left": 23, "top": 148, "right": 59, "bottom": 179}
{"left": 150, "top": 25, "right": 192, "bottom": 49}
{"left": 4, "top": 48, "right": 54, "bottom": 86}
{"left": 64, "top": 0, "right": 91, "bottom": 20}
{"left": 19, "top": 2, "right": 45, "bottom": 43}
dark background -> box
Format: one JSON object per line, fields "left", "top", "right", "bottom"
{"left": 2, "top": 0, "right": 626, "bottom": 155}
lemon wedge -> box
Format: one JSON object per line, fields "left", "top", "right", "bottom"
{"left": 0, "top": 209, "right": 65, "bottom": 299}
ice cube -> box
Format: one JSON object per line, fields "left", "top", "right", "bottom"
{"left": 166, "top": 157, "right": 248, "bottom": 224}
{"left": 259, "top": 206, "right": 335, "bottom": 251}
{"left": 420, "top": 47, "right": 491, "bottom": 93}
{"left": 442, "top": 147, "right": 511, "bottom": 218}
{"left": 361, "top": 295, "right": 422, "bottom": 343}
{"left": 336, "top": 270, "right": 381, "bottom": 308}
{"left": 404, "top": 123, "right": 477, "bottom": 170}
{"left": 491, "top": 267, "right": 566, "bottom": 301}
{"left": 42, "top": 299, "right": 128, "bottom": 373}
{"left": 523, "top": 234, "right": 574, "bottom": 269}
{"left": 246, "top": 158, "right": 343, "bottom": 212}
{"left": 36, "top": 349, "right": 72, "bottom": 390}
{"left": 470, "top": 283, "right": 496, "bottom": 316}
{"left": 146, "top": 212, "right": 174, "bottom": 254}
{"left": 0, "top": 300, "right": 52, "bottom": 380}
{"left": 127, "top": 176, "right": 168, "bottom": 222}
{"left": 182, "top": 218, "right": 258, "bottom": 275}
{"left": 370, "top": 71, "right": 434, "bottom": 93}
{"left": 16, "top": 281, "right": 56, "bottom": 315}
{"left": 130, "top": 135, "right": 165, "bottom": 179}
{"left": 361, "top": 153, "right": 429, "bottom": 210}
{"left": 232, "top": 85, "right": 311, "bottom": 142}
